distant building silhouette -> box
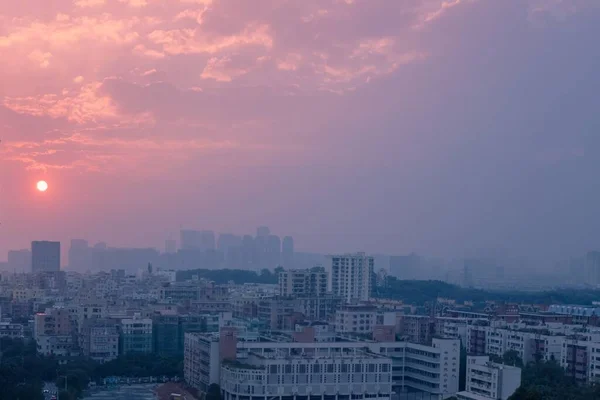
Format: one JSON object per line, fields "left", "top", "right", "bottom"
{"left": 165, "top": 239, "right": 177, "bottom": 254}
{"left": 586, "top": 251, "right": 600, "bottom": 287}
{"left": 282, "top": 236, "right": 294, "bottom": 268}
{"left": 69, "top": 239, "right": 90, "bottom": 271}
{"left": 256, "top": 226, "right": 270, "bottom": 238}
{"left": 180, "top": 230, "right": 202, "bottom": 250}
{"left": 199, "top": 231, "right": 216, "bottom": 251}
{"left": 31, "top": 241, "right": 60, "bottom": 272}
{"left": 8, "top": 249, "right": 31, "bottom": 273}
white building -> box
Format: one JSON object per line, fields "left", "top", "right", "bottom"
{"left": 221, "top": 352, "right": 392, "bottom": 400}
{"left": 185, "top": 330, "right": 460, "bottom": 400}
{"left": 327, "top": 253, "right": 374, "bottom": 302}
{"left": 184, "top": 332, "right": 220, "bottom": 392}
{"left": 456, "top": 356, "right": 521, "bottom": 400}
{"left": 466, "top": 325, "right": 565, "bottom": 364}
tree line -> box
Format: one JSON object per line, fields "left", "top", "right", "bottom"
{"left": 375, "top": 277, "right": 600, "bottom": 306}
{"left": 0, "top": 337, "right": 183, "bottom": 400}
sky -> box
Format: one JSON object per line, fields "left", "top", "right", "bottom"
{"left": 1, "top": 0, "right": 600, "bottom": 262}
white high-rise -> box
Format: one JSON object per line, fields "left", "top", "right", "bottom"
{"left": 326, "top": 252, "right": 374, "bottom": 302}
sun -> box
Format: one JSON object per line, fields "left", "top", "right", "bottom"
{"left": 37, "top": 180, "right": 48, "bottom": 192}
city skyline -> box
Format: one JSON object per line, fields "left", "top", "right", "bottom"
{"left": 2, "top": 1, "right": 600, "bottom": 264}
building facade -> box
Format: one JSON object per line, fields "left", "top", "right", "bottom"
{"left": 32, "top": 241, "right": 61, "bottom": 272}
{"left": 120, "top": 313, "right": 153, "bottom": 354}
{"left": 278, "top": 268, "right": 328, "bottom": 297}
{"left": 327, "top": 253, "right": 374, "bottom": 302}
{"left": 456, "top": 356, "right": 521, "bottom": 400}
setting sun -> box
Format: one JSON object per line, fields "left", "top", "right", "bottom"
{"left": 36, "top": 180, "right": 48, "bottom": 192}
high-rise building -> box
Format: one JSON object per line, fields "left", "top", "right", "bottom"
{"left": 256, "top": 226, "right": 270, "bottom": 237}
{"left": 218, "top": 234, "right": 243, "bottom": 268}
{"left": 265, "top": 235, "right": 281, "bottom": 268}
{"left": 69, "top": 239, "right": 90, "bottom": 271}
{"left": 181, "top": 230, "right": 202, "bottom": 250}
{"left": 282, "top": 236, "right": 294, "bottom": 268}
{"left": 326, "top": 252, "right": 374, "bottom": 302}
{"left": 586, "top": 251, "right": 600, "bottom": 286}
{"left": 199, "top": 230, "right": 216, "bottom": 251}
{"left": 217, "top": 234, "right": 242, "bottom": 253}
{"left": 8, "top": 249, "right": 31, "bottom": 273}
{"left": 31, "top": 241, "right": 60, "bottom": 272}
{"left": 165, "top": 239, "right": 177, "bottom": 254}
{"left": 241, "top": 235, "right": 256, "bottom": 269}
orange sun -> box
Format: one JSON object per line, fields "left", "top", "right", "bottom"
{"left": 37, "top": 180, "right": 48, "bottom": 192}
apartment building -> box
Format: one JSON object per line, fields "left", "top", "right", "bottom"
{"left": 296, "top": 295, "right": 343, "bottom": 321}
{"left": 80, "top": 319, "right": 119, "bottom": 363}
{"left": 0, "top": 322, "right": 24, "bottom": 338}
{"left": 467, "top": 324, "right": 565, "bottom": 364}
{"left": 456, "top": 356, "right": 521, "bottom": 400}
{"left": 278, "top": 268, "right": 328, "bottom": 297}
{"left": 335, "top": 304, "right": 377, "bottom": 334}
{"left": 185, "top": 329, "right": 460, "bottom": 400}
{"left": 34, "top": 307, "right": 75, "bottom": 356}
{"left": 327, "top": 253, "right": 374, "bottom": 302}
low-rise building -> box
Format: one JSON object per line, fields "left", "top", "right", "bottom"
{"left": 220, "top": 352, "right": 392, "bottom": 400}
{"left": 185, "top": 329, "right": 460, "bottom": 400}
{"left": 456, "top": 356, "right": 521, "bottom": 400}
{"left": 335, "top": 304, "right": 377, "bottom": 334}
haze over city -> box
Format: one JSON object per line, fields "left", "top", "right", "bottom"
{"left": 2, "top": 0, "right": 600, "bottom": 262}
{"left": 4, "top": 2, "right": 600, "bottom": 400}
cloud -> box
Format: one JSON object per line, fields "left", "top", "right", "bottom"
{"left": 3, "top": 82, "right": 119, "bottom": 123}
{"left": 74, "top": 0, "right": 106, "bottom": 8}
{"left": 28, "top": 50, "right": 53, "bottom": 68}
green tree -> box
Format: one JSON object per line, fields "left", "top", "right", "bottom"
{"left": 206, "top": 383, "right": 222, "bottom": 400}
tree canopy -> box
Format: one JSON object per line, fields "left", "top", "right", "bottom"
{"left": 375, "top": 277, "right": 600, "bottom": 306}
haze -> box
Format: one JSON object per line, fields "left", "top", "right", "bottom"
{"left": 1, "top": 0, "right": 599, "bottom": 263}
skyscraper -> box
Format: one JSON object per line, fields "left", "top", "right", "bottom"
{"left": 265, "top": 235, "right": 281, "bottom": 268}
{"left": 326, "top": 252, "right": 374, "bottom": 302}
{"left": 8, "top": 249, "right": 31, "bottom": 273}
{"left": 256, "top": 226, "right": 270, "bottom": 238}
{"left": 180, "top": 230, "right": 202, "bottom": 250}
{"left": 199, "top": 230, "right": 216, "bottom": 251}
{"left": 69, "top": 239, "right": 90, "bottom": 271}
{"left": 31, "top": 241, "right": 61, "bottom": 272}
{"left": 586, "top": 251, "right": 600, "bottom": 286}
{"left": 165, "top": 239, "right": 177, "bottom": 254}
{"left": 282, "top": 236, "right": 294, "bottom": 268}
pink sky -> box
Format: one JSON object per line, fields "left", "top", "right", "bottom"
{"left": 1, "top": 0, "right": 600, "bottom": 261}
